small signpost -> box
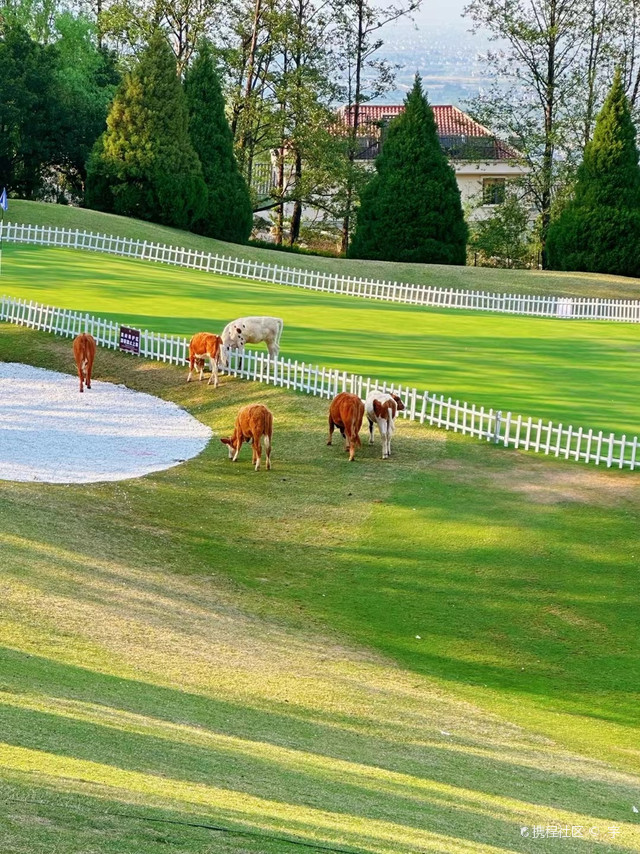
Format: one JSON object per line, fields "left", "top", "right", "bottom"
{"left": 119, "top": 326, "right": 141, "bottom": 354}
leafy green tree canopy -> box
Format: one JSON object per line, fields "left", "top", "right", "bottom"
{"left": 470, "top": 191, "right": 532, "bottom": 268}
{"left": 55, "top": 12, "right": 120, "bottom": 199}
{"left": 0, "top": 22, "right": 61, "bottom": 198}
{"left": 86, "top": 29, "right": 207, "bottom": 230}
{"left": 547, "top": 71, "right": 640, "bottom": 277}
{"left": 184, "top": 41, "right": 253, "bottom": 244}
{"left": 348, "top": 75, "right": 468, "bottom": 265}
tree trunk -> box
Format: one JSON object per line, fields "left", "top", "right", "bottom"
{"left": 290, "top": 152, "right": 303, "bottom": 244}
{"left": 341, "top": 0, "right": 364, "bottom": 254}
{"left": 540, "top": 0, "right": 557, "bottom": 268}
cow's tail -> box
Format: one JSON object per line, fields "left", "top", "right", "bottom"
{"left": 352, "top": 404, "right": 362, "bottom": 448}
{"left": 263, "top": 409, "right": 273, "bottom": 450}
{"left": 275, "top": 318, "right": 284, "bottom": 346}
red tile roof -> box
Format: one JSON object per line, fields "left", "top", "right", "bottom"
{"left": 336, "top": 104, "right": 520, "bottom": 160}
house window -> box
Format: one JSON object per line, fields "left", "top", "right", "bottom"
{"left": 483, "top": 178, "right": 506, "bottom": 205}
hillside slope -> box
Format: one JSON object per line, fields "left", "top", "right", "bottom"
{"left": 7, "top": 200, "right": 640, "bottom": 299}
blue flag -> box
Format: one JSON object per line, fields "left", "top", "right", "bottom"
{"left": 0, "top": 188, "right": 7, "bottom": 212}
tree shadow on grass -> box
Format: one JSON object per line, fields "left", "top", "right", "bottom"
{"left": 0, "top": 647, "right": 637, "bottom": 845}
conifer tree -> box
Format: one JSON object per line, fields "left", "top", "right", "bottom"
{"left": 184, "top": 42, "right": 253, "bottom": 243}
{"left": 348, "top": 76, "right": 467, "bottom": 265}
{"left": 86, "top": 29, "right": 207, "bottom": 230}
{"left": 547, "top": 71, "right": 640, "bottom": 277}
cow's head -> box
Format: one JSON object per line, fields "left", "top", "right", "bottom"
{"left": 220, "top": 434, "right": 238, "bottom": 458}
{"left": 391, "top": 393, "right": 406, "bottom": 412}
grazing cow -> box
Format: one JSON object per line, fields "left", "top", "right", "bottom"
{"left": 220, "top": 316, "right": 284, "bottom": 365}
{"left": 187, "top": 332, "right": 223, "bottom": 387}
{"left": 327, "top": 392, "right": 365, "bottom": 462}
{"left": 220, "top": 404, "right": 273, "bottom": 471}
{"left": 72, "top": 333, "right": 96, "bottom": 393}
{"left": 365, "top": 391, "right": 405, "bottom": 459}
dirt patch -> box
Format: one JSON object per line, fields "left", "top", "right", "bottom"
{"left": 432, "top": 455, "right": 639, "bottom": 506}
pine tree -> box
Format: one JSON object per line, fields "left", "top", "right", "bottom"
{"left": 86, "top": 29, "right": 207, "bottom": 230}
{"left": 184, "top": 42, "right": 253, "bottom": 243}
{"left": 547, "top": 71, "right": 640, "bottom": 277}
{"left": 348, "top": 76, "right": 467, "bottom": 265}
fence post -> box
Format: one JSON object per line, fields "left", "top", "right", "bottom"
{"left": 494, "top": 410, "right": 502, "bottom": 443}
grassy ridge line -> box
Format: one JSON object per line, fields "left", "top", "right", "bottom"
{"left": 1, "top": 326, "right": 640, "bottom": 854}
{"left": 8, "top": 199, "right": 640, "bottom": 299}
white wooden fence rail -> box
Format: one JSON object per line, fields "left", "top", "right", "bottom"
{"left": 4, "top": 221, "right": 640, "bottom": 323}
{"left": 1, "top": 295, "right": 637, "bottom": 471}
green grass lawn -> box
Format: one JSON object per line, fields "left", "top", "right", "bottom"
{"left": 3, "top": 242, "right": 640, "bottom": 438}
{"left": 7, "top": 199, "right": 640, "bottom": 298}
{"left": 0, "top": 326, "right": 639, "bottom": 854}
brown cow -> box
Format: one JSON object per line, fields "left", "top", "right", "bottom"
{"left": 72, "top": 333, "right": 96, "bottom": 393}
{"left": 327, "top": 392, "right": 365, "bottom": 461}
{"left": 221, "top": 404, "right": 273, "bottom": 471}
{"left": 187, "top": 332, "right": 222, "bottom": 387}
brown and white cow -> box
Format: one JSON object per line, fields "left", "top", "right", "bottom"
{"left": 72, "top": 333, "right": 96, "bottom": 393}
{"left": 365, "top": 391, "right": 405, "bottom": 459}
{"left": 220, "top": 404, "right": 273, "bottom": 471}
{"left": 187, "top": 332, "right": 222, "bottom": 387}
{"left": 327, "top": 392, "right": 365, "bottom": 462}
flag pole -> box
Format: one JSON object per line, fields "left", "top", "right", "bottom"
{"left": 0, "top": 188, "right": 7, "bottom": 277}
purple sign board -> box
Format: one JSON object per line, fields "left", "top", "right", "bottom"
{"left": 119, "top": 326, "right": 141, "bottom": 354}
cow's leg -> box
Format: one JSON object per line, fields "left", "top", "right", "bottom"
{"left": 198, "top": 357, "right": 205, "bottom": 382}
{"left": 232, "top": 438, "right": 243, "bottom": 462}
{"left": 327, "top": 416, "right": 335, "bottom": 446}
{"left": 380, "top": 422, "right": 389, "bottom": 459}
{"left": 368, "top": 417, "right": 375, "bottom": 444}
{"left": 207, "top": 356, "right": 219, "bottom": 387}
{"left": 187, "top": 354, "right": 195, "bottom": 382}
{"left": 253, "top": 437, "right": 262, "bottom": 471}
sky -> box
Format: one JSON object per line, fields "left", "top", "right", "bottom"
{"left": 411, "top": 0, "right": 469, "bottom": 29}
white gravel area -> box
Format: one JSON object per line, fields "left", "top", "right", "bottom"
{"left": 0, "top": 363, "right": 212, "bottom": 484}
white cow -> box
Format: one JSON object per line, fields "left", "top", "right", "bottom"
{"left": 365, "top": 391, "right": 405, "bottom": 459}
{"left": 220, "top": 316, "right": 284, "bottom": 366}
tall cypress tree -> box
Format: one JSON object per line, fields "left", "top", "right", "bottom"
{"left": 348, "top": 76, "right": 467, "bottom": 265}
{"left": 86, "top": 30, "right": 207, "bottom": 230}
{"left": 184, "top": 43, "right": 253, "bottom": 243}
{"left": 547, "top": 71, "right": 640, "bottom": 277}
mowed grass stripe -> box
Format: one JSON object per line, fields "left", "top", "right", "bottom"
{"left": 9, "top": 199, "right": 640, "bottom": 299}
{"left": 4, "top": 243, "right": 640, "bottom": 438}
{"left": 0, "top": 327, "right": 639, "bottom": 854}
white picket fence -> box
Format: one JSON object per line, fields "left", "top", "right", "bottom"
{"left": 1, "top": 294, "right": 638, "bottom": 471}
{"left": 4, "top": 221, "right": 640, "bottom": 322}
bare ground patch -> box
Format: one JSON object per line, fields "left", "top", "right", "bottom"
{"left": 433, "top": 454, "right": 640, "bottom": 506}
